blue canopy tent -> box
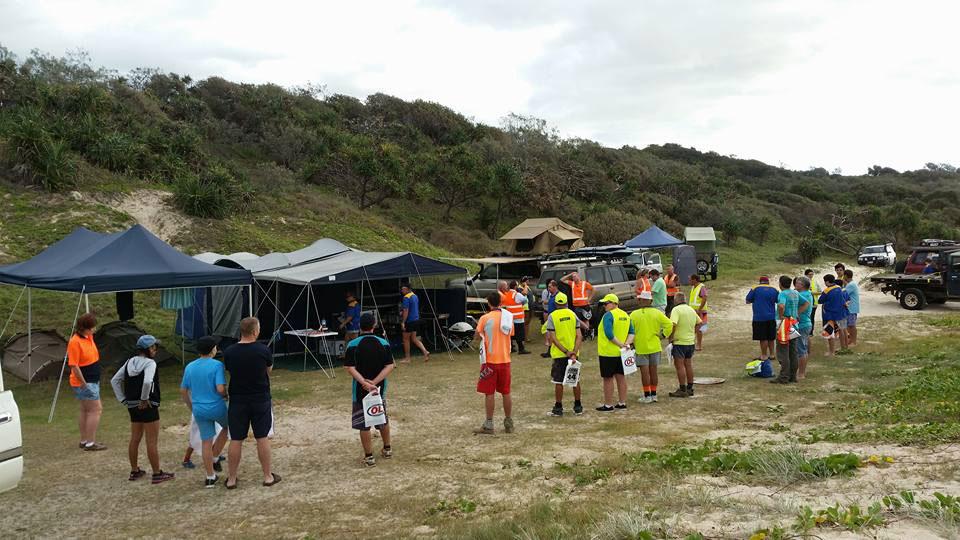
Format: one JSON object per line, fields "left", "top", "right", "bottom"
{"left": 0, "top": 225, "right": 252, "bottom": 421}
{"left": 625, "top": 225, "right": 683, "bottom": 249}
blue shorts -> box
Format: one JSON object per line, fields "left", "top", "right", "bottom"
{"left": 846, "top": 313, "right": 858, "bottom": 327}
{"left": 795, "top": 335, "right": 809, "bottom": 357}
{"left": 193, "top": 401, "right": 229, "bottom": 441}
{"left": 73, "top": 382, "right": 100, "bottom": 401}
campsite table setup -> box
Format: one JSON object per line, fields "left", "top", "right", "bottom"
{"left": 283, "top": 328, "right": 338, "bottom": 375}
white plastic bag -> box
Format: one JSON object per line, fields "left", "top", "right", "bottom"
{"left": 665, "top": 343, "right": 673, "bottom": 359}
{"left": 362, "top": 389, "right": 386, "bottom": 428}
{"left": 499, "top": 307, "right": 514, "bottom": 333}
{"left": 562, "top": 359, "right": 582, "bottom": 387}
{"left": 620, "top": 348, "right": 638, "bottom": 376}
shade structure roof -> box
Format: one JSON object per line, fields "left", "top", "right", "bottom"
{"left": 0, "top": 225, "right": 252, "bottom": 293}
{"left": 625, "top": 225, "right": 683, "bottom": 249}
{"left": 684, "top": 227, "right": 717, "bottom": 242}
{"left": 194, "top": 238, "right": 350, "bottom": 272}
{"left": 255, "top": 250, "right": 466, "bottom": 285}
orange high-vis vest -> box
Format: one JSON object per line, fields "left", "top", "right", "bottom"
{"left": 570, "top": 281, "right": 591, "bottom": 307}
{"left": 665, "top": 274, "right": 679, "bottom": 296}
{"left": 635, "top": 276, "right": 651, "bottom": 296}
{"left": 500, "top": 291, "right": 525, "bottom": 322}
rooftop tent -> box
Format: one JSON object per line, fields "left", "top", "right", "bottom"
{"left": 625, "top": 225, "right": 684, "bottom": 249}
{"left": 500, "top": 218, "right": 585, "bottom": 255}
{"left": 684, "top": 227, "right": 717, "bottom": 243}
{"left": 0, "top": 225, "right": 252, "bottom": 292}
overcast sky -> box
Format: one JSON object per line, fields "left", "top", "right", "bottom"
{"left": 2, "top": 0, "right": 958, "bottom": 174}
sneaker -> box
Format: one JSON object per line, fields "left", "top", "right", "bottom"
{"left": 540, "top": 352, "right": 551, "bottom": 358}
{"left": 651, "top": 395, "right": 658, "bottom": 403}
{"left": 82, "top": 442, "right": 107, "bottom": 451}
{"left": 687, "top": 388, "right": 695, "bottom": 396}
{"left": 668, "top": 389, "right": 690, "bottom": 398}
{"left": 204, "top": 475, "right": 219, "bottom": 489}
{"left": 151, "top": 471, "right": 175, "bottom": 484}
{"left": 638, "top": 395, "right": 651, "bottom": 403}
{"left": 614, "top": 403, "right": 628, "bottom": 409}
{"left": 573, "top": 403, "right": 584, "bottom": 416}
{"left": 213, "top": 455, "right": 225, "bottom": 473}
{"left": 550, "top": 405, "right": 563, "bottom": 417}
{"left": 128, "top": 469, "right": 146, "bottom": 481}
{"left": 596, "top": 405, "right": 615, "bottom": 412}
{"left": 381, "top": 447, "right": 393, "bottom": 459}
{"left": 182, "top": 460, "right": 196, "bottom": 469}
{"left": 362, "top": 455, "right": 376, "bottom": 467}
{"left": 503, "top": 418, "right": 515, "bottom": 434}
{"left": 473, "top": 426, "right": 495, "bottom": 435}
{"left": 519, "top": 349, "right": 531, "bottom": 355}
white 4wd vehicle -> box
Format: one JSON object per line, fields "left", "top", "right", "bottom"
{"left": 857, "top": 244, "right": 896, "bottom": 267}
{"left": 0, "top": 368, "right": 23, "bottom": 493}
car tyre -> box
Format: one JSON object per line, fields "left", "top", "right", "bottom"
{"left": 696, "top": 259, "right": 709, "bottom": 274}
{"left": 899, "top": 288, "right": 926, "bottom": 311}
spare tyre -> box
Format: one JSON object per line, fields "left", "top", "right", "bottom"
{"left": 696, "top": 259, "right": 709, "bottom": 274}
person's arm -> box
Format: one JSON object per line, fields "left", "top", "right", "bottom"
{"left": 369, "top": 363, "right": 395, "bottom": 387}
{"left": 798, "top": 299, "right": 810, "bottom": 314}
{"left": 514, "top": 291, "right": 527, "bottom": 305}
{"left": 746, "top": 287, "right": 755, "bottom": 304}
{"left": 572, "top": 328, "right": 583, "bottom": 360}
{"left": 624, "top": 321, "right": 635, "bottom": 347}
{"left": 660, "top": 313, "right": 674, "bottom": 340}
{"left": 699, "top": 288, "right": 708, "bottom": 311}
{"left": 110, "top": 362, "right": 126, "bottom": 404}
{"left": 777, "top": 300, "right": 785, "bottom": 318}
{"left": 140, "top": 360, "right": 157, "bottom": 404}
{"left": 560, "top": 273, "right": 574, "bottom": 283}
{"left": 181, "top": 388, "right": 192, "bottom": 412}
{"left": 67, "top": 340, "right": 87, "bottom": 386}
{"left": 340, "top": 314, "right": 353, "bottom": 330}
{"left": 345, "top": 366, "right": 377, "bottom": 393}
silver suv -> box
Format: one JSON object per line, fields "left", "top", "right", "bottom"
{"left": 535, "top": 261, "right": 641, "bottom": 318}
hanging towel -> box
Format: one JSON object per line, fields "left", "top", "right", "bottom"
{"left": 161, "top": 288, "right": 195, "bottom": 310}
{"left": 116, "top": 291, "right": 135, "bottom": 321}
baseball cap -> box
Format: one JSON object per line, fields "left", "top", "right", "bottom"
{"left": 599, "top": 293, "right": 619, "bottom": 304}
{"left": 136, "top": 335, "right": 158, "bottom": 349}
{"left": 196, "top": 335, "right": 220, "bottom": 355}
{"left": 759, "top": 275, "right": 770, "bottom": 283}
{"left": 638, "top": 291, "right": 653, "bottom": 300}
{"left": 555, "top": 292, "right": 568, "bottom": 305}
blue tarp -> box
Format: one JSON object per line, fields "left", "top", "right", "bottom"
{"left": 625, "top": 225, "right": 683, "bottom": 249}
{"left": 0, "top": 225, "right": 252, "bottom": 293}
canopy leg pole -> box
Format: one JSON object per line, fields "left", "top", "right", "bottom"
{"left": 84, "top": 294, "right": 89, "bottom": 314}
{"left": 0, "top": 285, "right": 28, "bottom": 391}
{"left": 304, "top": 285, "right": 309, "bottom": 373}
{"left": 27, "top": 288, "right": 32, "bottom": 384}
{"left": 49, "top": 287, "right": 86, "bottom": 423}
{"left": 409, "top": 254, "right": 455, "bottom": 361}
{"left": 180, "top": 307, "right": 185, "bottom": 365}
{"left": 248, "top": 285, "right": 254, "bottom": 317}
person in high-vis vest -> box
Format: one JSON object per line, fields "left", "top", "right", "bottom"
{"left": 473, "top": 293, "right": 515, "bottom": 435}
{"left": 804, "top": 269, "right": 820, "bottom": 338}
{"left": 688, "top": 274, "right": 709, "bottom": 351}
{"left": 545, "top": 293, "right": 584, "bottom": 417}
{"left": 595, "top": 294, "right": 635, "bottom": 412}
{"left": 560, "top": 271, "right": 594, "bottom": 334}
{"left": 664, "top": 265, "right": 680, "bottom": 316}
{"left": 630, "top": 291, "right": 674, "bottom": 403}
{"left": 499, "top": 280, "right": 530, "bottom": 355}
{"left": 634, "top": 268, "right": 652, "bottom": 299}
{"left": 520, "top": 276, "right": 533, "bottom": 344}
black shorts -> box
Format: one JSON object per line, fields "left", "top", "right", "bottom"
{"left": 551, "top": 357, "right": 570, "bottom": 385}
{"left": 672, "top": 344, "right": 696, "bottom": 360}
{"left": 128, "top": 405, "right": 160, "bottom": 423}
{"left": 228, "top": 399, "right": 272, "bottom": 440}
{"left": 404, "top": 319, "right": 422, "bottom": 334}
{"left": 599, "top": 355, "right": 624, "bottom": 378}
{"left": 752, "top": 320, "right": 777, "bottom": 341}
{"left": 351, "top": 399, "right": 389, "bottom": 431}
{"left": 513, "top": 322, "right": 526, "bottom": 342}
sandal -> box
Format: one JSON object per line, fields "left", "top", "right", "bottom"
{"left": 226, "top": 479, "right": 238, "bottom": 490}
{"left": 263, "top": 472, "right": 282, "bottom": 487}
{"left": 128, "top": 468, "right": 146, "bottom": 481}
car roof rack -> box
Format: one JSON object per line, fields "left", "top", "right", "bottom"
{"left": 919, "top": 239, "right": 959, "bottom": 247}
{"left": 539, "top": 246, "right": 638, "bottom": 267}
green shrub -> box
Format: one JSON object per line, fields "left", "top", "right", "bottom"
{"left": 88, "top": 131, "right": 141, "bottom": 173}
{"left": 173, "top": 163, "right": 253, "bottom": 218}
{"left": 2, "top": 107, "right": 78, "bottom": 191}
{"left": 797, "top": 237, "right": 821, "bottom": 263}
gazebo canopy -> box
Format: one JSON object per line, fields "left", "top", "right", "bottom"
{"left": 625, "top": 225, "right": 683, "bottom": 249}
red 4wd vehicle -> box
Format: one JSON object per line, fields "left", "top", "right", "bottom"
{"left": 895, "top": 239, "right": 960, "bottom": 274}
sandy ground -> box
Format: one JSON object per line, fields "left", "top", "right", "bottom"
{"left": 97, "top": 189, "right": 189, "bottom": 242}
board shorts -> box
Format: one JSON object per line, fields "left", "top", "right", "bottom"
{"left": 351, "top": 399, "right": 388, "bottom": 431}
{"left": 476, "top": 362, "right": 511, "bottom": 395}
{"left": 795, "top": 334, "right": 809, "bottom": 357}
{"left": 193, "top": 401, "right": 229, "bottom": 441}
{"left": 73, "top": 382, "right": 100, "bottom": 401}
{"left": 228, "top": 399, "right": 272, "bottom": 440}
{"left": 671, "top": 344, "right": 695, "bottom": 360}
{"left": 636, "top": 352, "right": 661, "bottom": 367}
{"left": 752, "top": 320, "right": 777, "bottom": 341}
{"left": 404, "top": 319, "right": 422, "bottom": 334}
{"left": 846, "top": 313, "right": 858, "bottom": 327}
{"left": 128, "top": 405, "right": 160, "bottom": 423}
{"left": 598, "top": 355, "right": 623, "bottom": 378}
{"left": 551, "top": 357, "right": 573, "bottom": 385}
{"left": 836, "top": 317, "right": 848, "bottom": 329}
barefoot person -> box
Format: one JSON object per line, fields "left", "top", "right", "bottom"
{"left": 669, "top": 292, "right": 702, "bottom": 398}
{"left": 472, "top": 293, "right": 514, "bottom": 434}
{"left": 595, "top": 294, "right": 634, "bottom": 412}
{"left": 794, "top": 276, "right": 813, "bottom": 380}
{"left": 68, "top": 313, "right": 106, "bottom": 451}
{"left": 630, "top": 291, "right": 673, "bottom": 404}
{"left": 180, "top": 336, "right": 230, "bottom": 487}
{"left": 110, "top": 335, "right": 174, "bottom": 484}
{"left": 818, "top": 274, "right": 846, "bottom": 356}
{"left": 546, "top": 293, "right": 584, "bottom": 416}
{"left": 224, "top": 317, "right": 280, "bottom": 489}
{"left": 400, "top": 283, "right": 430, "bottom": 363}
{"left": 843, "top": 269, "right": 860, "bottom": 347}
{"left": 688, "top": 274, "right": 708, "bottom": 351}
{"left": 344, "top": 313, "right": 395, "bottom": 466}
{"left": 746, "top": 276, "right": 779, "bottom": 363}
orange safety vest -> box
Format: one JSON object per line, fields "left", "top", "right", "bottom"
{"left": 500, "top": 291, "right": 525, "bottom": 322}
{"left": 665, "top": 274, "right": 679, "bottom": 296}
{"left": 570, "top": 281, "right": 591, "bottom": 307}
{"left": 635, "top": 276, "right": 651, "bottom": 296}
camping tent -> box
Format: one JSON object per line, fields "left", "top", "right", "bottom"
{"left": 625, "top": 225, "right": 683, "bottom": 249}
{"left": 1, "top": 330, "right": 66, "bottom": 383}
{"left": 195, "top": 238, "right": 350, "bottom": 272}
{"left": 95, "top": 321, "right": 176, "bottom": 373}
{"left": 500, "top": 218, "right": 585, "bottom": 255}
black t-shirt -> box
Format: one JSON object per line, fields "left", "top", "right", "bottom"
{"left": 343, "top": 334, "right": 394, "bottom": 400}
{"left": 223, "top": 342, "right": 273, "bottom": 402}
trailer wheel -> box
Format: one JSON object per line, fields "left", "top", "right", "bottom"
{"left": 696, "top": 259, "right": 710, "bottom": 274}
{"left": 899, "top": 288, "right": 926, "bottom": 310}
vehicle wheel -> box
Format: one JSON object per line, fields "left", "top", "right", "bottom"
{"left": 894, "top": 260, "right": 906, "bottom": 274}
{"left": 696, "top": 259, "right": 709, "bottom": 274}
{"left": 899, "top": 288, "right": 926, "bottom": 310}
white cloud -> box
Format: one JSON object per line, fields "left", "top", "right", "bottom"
{"left": 1, "top": 0, "right": 957, "bottom": 173}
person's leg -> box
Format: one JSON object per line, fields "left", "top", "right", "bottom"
{"left": 128, "top": 422, "right": 143, "bottom": 471}
{"left": 359, "top": 429, "right": 373, "bottom": 455}
{"left": 78, "top": 401, "right": 90, "bottom": 443}
{"left": 554, "top": 383, "right": 563, "bottom": 404}
{"left": 85, "top": 399, "right": 103, "bottom": 443}
{"left": 573, "top": 382, "right": 582, "bottom": 401}
{"left": 775, "top": 342, "right": 789, "bottom": 382}
{"left": 201, "top": 439, "right": 215, "bottom": 476}
{"left": 602, "top": 377, "right": 614, "bottom": 406}
{"left": 524, "top": 318, "right": 532, "bottom": 342}
{"left": 614, "top": 374, "right": 627, "bottom": 404}
{"left": 484, "top": 394, "right": 495, "bottom": 422}
{"left": 183, "top": 446, "right": 193, "bottom": 463}
{"left": 144, "top": 420, "right": 161, "bottom": 473}
{"left": 696, "top": 329, "right": 703, "bottom": 351}
{"left": 789, "top": 339, "right": 800, "bottom": 382}
{"left": 255, "top": 437, "right": 273, "bottom": 483}
{"left": 502, "top": 393, "right": 512, "bottom": 418}
{"left": 412, "top": 332, "right": 430, "bottom": 358}
{"left": 227, "top": 440, "right": 242, "bottom": 484}
{"left": 650, "top": 363, "right": 659, "bottom": 396}
{"left": 379, "top": 423, "right": 391, "bottom": 449}
{"left": 684, "top": 358, "right": 694, "bottom": 388}
{"left": 212, "top": 427, "right": 229, "bottom": 457}
{"left": 839, "top": 323, "right": 849, "bottom": 350}
{"left": 849, "top": 320, "right": 858, "bottom": 346}
{"left": 674, "top": 357, "right": 686, "bottom": 386}
{"left": 401, "top": 332, "right": 412, "bottom": 362}
{"left": 639, "top": 365, "right": 651, "bottom": 396}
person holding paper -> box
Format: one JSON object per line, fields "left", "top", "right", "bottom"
{"left": 344, "top": 313, "right": 395, "bottom": 467}
{"left": 545, "top": 293, "right": 584, "bottom": 417}
{"left": 472, "top": 293, "right": 515, "bottom": 435}
{"left": 629, "top": 291, "right": 674, "bottom": 404}
{"left": 595, "top": 294, "right": 634, "bottom": 412}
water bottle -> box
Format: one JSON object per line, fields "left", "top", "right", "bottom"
{"left": 321, "top": 318, "right": 327, "bottom": 330}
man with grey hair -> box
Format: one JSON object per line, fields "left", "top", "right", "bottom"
{"left": 794, "top": 275, "right": 814, "bottom": 380}
{"left": 668, "top": 291, "right": 702, "bottom": 397}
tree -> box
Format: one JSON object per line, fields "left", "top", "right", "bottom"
{"left": 753, "top": 215, "right": 774, "bottom": 245}
{"left": 723, "top": 217, "right": 744, "bottom": 245}
{"left": 488, "top": 160, "right": 522, "bottom": 237}
{"left": 421, "top": 144, "right": 489, "bottom": 220}
{"left": 304, "top": 136, "right": 408, "bottom": 210}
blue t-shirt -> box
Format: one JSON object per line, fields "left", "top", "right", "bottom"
{"left": 818, "top": 285, "right": 846, "bottom": 322}
{"left": 797, "top": 290, "right": 814, "bottom": 332}
{"left": 844, "top": 282, "right": 860, "bottom": 315}
{"left": 777, "top": 289, "right": 799, "bottom": 321}
{"left": 601, "top": 311, "right": 635, "bottom": 340}
{"left": 401, "top": 293, "right": 420, "bottom": 322}
{"left": 180, "top": 357, "right": 227, "bottom": 406}
{"left": 922, "top": 265, "right": 937, "bottom": 274}
{"left": 345, "top": 302, "right": 362, "bottom": 332}
{"left": 746, "top": 284, "right": 779, "bottom": 322}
